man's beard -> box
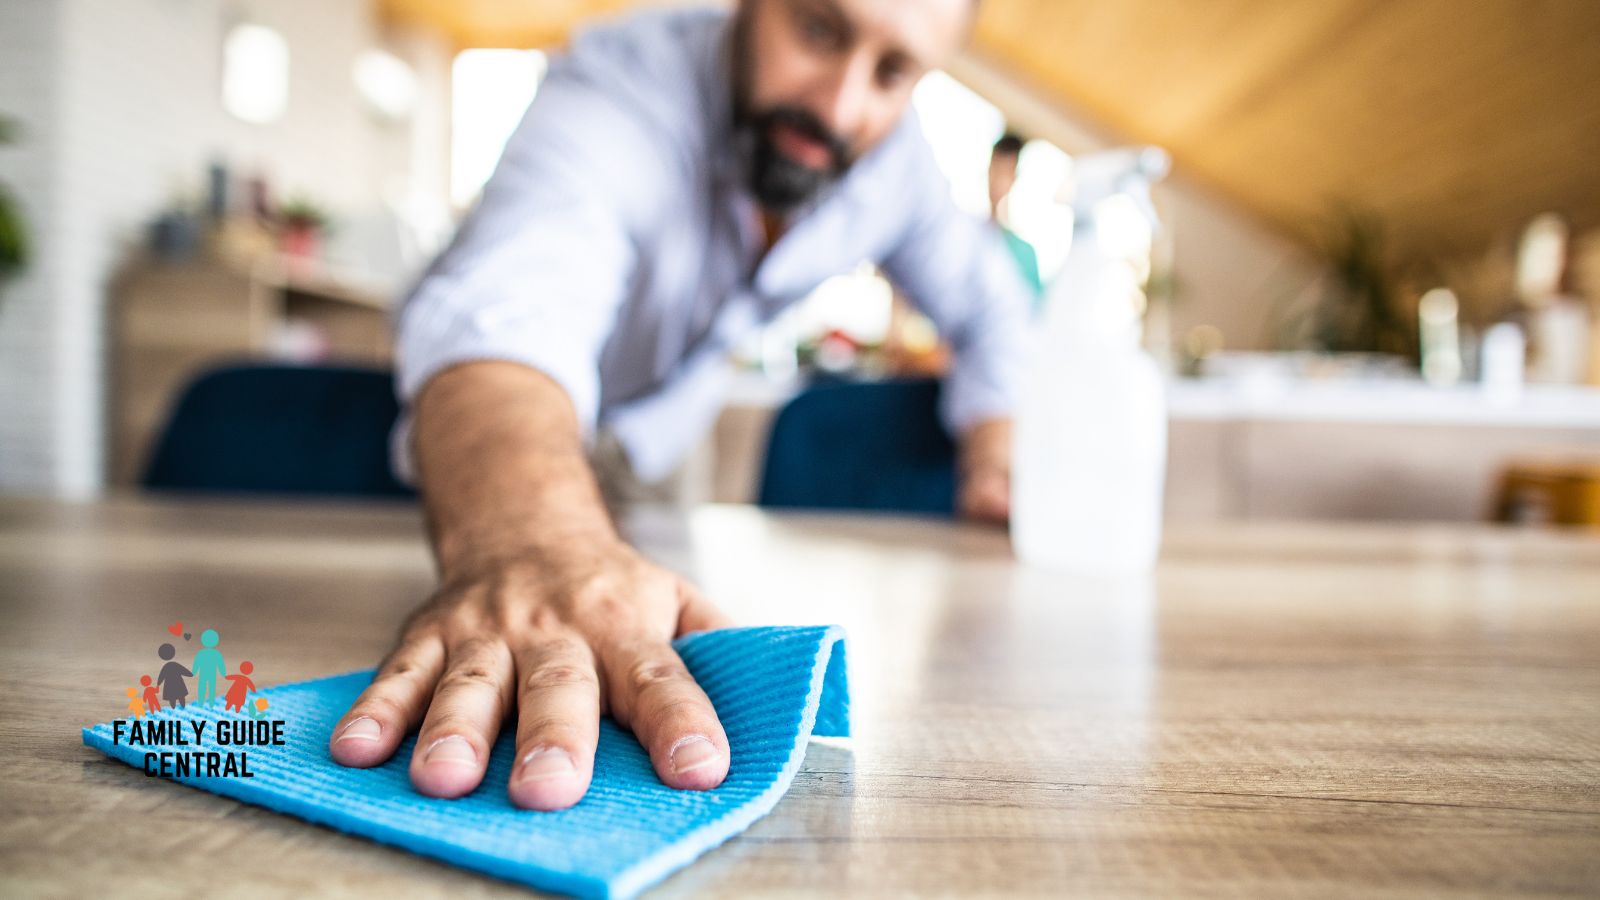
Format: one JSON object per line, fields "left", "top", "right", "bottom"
{"left": 729, "top": 13, "right": 854, "bottom": 212}
{"left": 733, "top": 103, "right": 853, "bottom": 213}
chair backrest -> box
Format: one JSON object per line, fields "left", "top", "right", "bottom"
{"left": 142, "top": 363, "right": 414, "bottom": 498}
{"left": 758, "top": 378, "right": 956, "bottom": 516}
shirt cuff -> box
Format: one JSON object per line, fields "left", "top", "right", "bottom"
{"left": 940, "top": 325, "right": 1025, "bottom": 436}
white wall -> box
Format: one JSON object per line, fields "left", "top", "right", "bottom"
{"left": 0, "top": 0, "right": 68, "bottom": 493}
{"left": 0, "top": 0, "right": 449, "bottom": 497}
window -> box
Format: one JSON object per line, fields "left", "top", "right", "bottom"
{"left": 450, "top": 49, "right": 547, "bottom": 209}
{"left": 914, "top": 70, "right": 1073, "bottom": 281}
{"left": 221, "top": 24, "right": 290, "bottom": 125}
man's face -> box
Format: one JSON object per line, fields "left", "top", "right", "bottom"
{"left": 733, "top": 0, "right": 973, "bottom": 212}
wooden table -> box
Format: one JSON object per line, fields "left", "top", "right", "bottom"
{"left": 2, "top": 496, "right": 1598, "bottom": 896}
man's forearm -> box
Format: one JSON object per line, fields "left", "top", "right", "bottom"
{"left": 959, "top": 417, "right": 1011, "bottom": 475}
{"left": 410, "top": 361, "right": 618, "bottom": 577}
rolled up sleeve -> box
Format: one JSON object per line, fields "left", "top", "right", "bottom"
{"left": 878, "top": 133, "right": 1032, "bottom": 436}
{"left": 391, "top": 59, "right": 651, "bottom": 481}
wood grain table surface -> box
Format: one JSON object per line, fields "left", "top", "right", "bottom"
{"left": 1, "top": 495, "right": 1597, "bottom": 897}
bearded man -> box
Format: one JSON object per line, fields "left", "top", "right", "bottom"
{"left": 329, "top": 0, "right": 1031, "bottom": 811}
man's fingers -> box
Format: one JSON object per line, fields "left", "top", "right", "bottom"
{"left": 408, "top": 638, "right": 515, "bottom": 799}
{"left": 329, "top": 634, "right": 445, "bottom": 768}
{"left": 507, "top": 634, "right": 602, "bottom": 810}
{"left": 677, "top": 582, "right": 734, "bottom": 635}
{"left": 603, "top": 640, "right": 729, "bottom": 791}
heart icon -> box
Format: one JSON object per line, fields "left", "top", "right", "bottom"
{"left": 167, "top": 622, "right": 183, "bottom": 636}
{"left": 183, "top": 633, "right": 192, "bottom": 640}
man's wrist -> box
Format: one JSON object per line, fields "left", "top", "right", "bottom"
{"left": 433, "top": 517, "right": 624, "bottom": 580}
{"left": 959, "top": 417, "right": 1012, "bottom": 474}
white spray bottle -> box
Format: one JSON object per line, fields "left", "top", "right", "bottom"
{"left": 1011, "top": 147, "right": 1169, "bottom": 573}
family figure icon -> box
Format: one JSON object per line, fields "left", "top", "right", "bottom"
{"left": 123, "top": 627, "right": 262, "bottom": 718}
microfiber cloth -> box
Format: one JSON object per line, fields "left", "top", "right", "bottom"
{"left": 83, "top": 625, "right": 849, "bottom": 899}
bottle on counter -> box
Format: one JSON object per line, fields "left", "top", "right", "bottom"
{"left": 1514, "top": 213, "right": 1592, "bottom": 385}
{"left": 1418, "top": 288, "right": 1463, "bottom": 387}
{"left": 1480, "top": 321, "right": 1526, "bottom": 404}
{"left": 1011, "top": 148, "right": 1168, "bottom": 574}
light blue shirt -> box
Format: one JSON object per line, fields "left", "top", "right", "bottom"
{"left": 394, "top": 8, "right": 1031, "bottom": 481}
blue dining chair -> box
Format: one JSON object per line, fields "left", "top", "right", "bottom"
{"left": 142, "top": 363, "right": 414, "bottom": 498}
{"left": 757, "top": 377, "right": 957, "bottom": 516}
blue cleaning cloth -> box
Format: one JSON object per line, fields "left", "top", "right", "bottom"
{"left": 83, "top": 625, "right": 849, "bottom": 899}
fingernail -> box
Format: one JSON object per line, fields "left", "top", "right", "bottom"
{"left": 670, "top": 735, "right": 719, "bottom": 774}
{"left": 334, "top": 716, "right": 380, "bottom": 743}
{"left": 514, "top": 746, "right": 576, "bottom": 784}
{"left": 423, "top": 735, "right": 477, "bottom": 766}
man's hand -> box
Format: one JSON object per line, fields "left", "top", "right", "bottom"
{"left": 329, "top": 537, "right": 732, "bottom": 810}
{"left": 326, "top": 361, "right": 732, "bottom": 810}
{"left": 957, "top": 417, "right": 1012, "bottom": 524}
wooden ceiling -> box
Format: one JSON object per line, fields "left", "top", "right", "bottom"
{"left": 378, "top": 0, "right": 1600, "bottom": 262}
{"left": 973, "top": 0, "right": 1600, "bottom": 261}
{"left": 377, "top": 0, "right": 637, "bottom": 49}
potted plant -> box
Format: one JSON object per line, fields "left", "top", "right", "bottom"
{"left": 0, "top": 115, "right": 29, "bottom": 293}
{"left": 276, "top": 195, "right": 330, "bottom": 259}
{"left": 1268, "top": 207, "right": 1417, "bottom": 363}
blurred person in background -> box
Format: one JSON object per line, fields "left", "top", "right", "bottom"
{"left": 329, "top": 0, "right": 1031, "bottom": 813}
{"left": 987, "top": 131, "right": 1043, "bottom": 300}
